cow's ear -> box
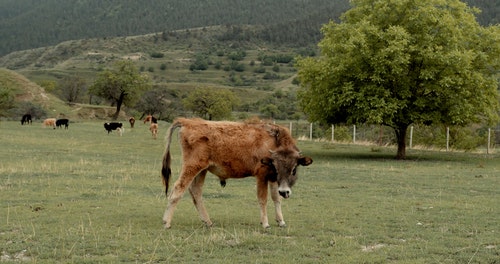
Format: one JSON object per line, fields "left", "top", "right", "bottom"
{"left": 298, "top": 157, "right": 313, "bottom": 166}
{"left": 261, "top": 157, "right": 273, "bottom": 166}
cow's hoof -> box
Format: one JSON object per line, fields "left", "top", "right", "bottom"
{"left": 277, "top": 221, "right": 287, "bottom": 228}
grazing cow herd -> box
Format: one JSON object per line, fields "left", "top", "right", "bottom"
{"left": 17, "top": 114, "right": 313, "bottom": 229}
{"left": 24, "top": 114, "right": 158, "bottom": 138}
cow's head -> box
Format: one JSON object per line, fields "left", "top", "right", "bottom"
{"left": 262, "top": 149, "right": 313, "bottom": 198}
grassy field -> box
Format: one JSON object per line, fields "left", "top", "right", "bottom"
{"left": 0, "top": 120, "right": 498, "bottom": 263}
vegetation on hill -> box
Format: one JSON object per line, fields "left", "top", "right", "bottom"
{"left": 0, "top": 25, "right": 313, "bottom": 121}
{"left": 1, "top": 0, "right": 498, "bottom": 56}
{"left": 0, "top": 0, "right": 351, "bottom": 56}
{"left": 0, "top": 68, "right": 126, "bottom": 121}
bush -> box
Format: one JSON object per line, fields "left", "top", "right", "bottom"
{"left": 150, "top": 52, "right": 164, "bottom": 58}
{"left": 10, "top": 101, "right": 47, "bottom": 120}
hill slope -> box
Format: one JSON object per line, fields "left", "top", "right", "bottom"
{"left": 0, "top": 0, "right": 351, "bottom": 56}
{"left": 0, "top": 68, "right": 126, "bottom": 120}
{"left": 1, "top": 0, "right": 498, "bottom": 56}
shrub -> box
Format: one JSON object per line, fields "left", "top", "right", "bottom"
{"left": 150, "top": 52, "right": 164, "bottom": 58}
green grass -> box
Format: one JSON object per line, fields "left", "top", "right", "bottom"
{"left": 1, "top": 121, "right": 498, "bottom": 263}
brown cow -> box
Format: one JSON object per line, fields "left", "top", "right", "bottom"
{"left": 150, "top": 122, "right": 158, "bottom": 139}
{"left": 143, "top": 115, "right": 152, "bottom": 124}
{"left": 42, "top": 118, "right": 56, "bottom": 129}
{"left": 161, "top": 118, "right": 313, "bottom": 229}
{"left": 129, "top": 117, "right": 136, "bottom": 128}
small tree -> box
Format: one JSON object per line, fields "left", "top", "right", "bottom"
{"left": 259, "top": 104, "right": 279, "bottom": 119}
{"left": 183, "top": 87, "right": 240, "bottom": 120}
{"left": 89, "top": 60, "right": 151, "bottom": 120}
{"left": 57, "top": 75, "right": 87, "bottom": 103}
{"left": 0, "top": 88, "right": 14, "bottom": 116}
{"left": 135, "top": 88, "right": 172, "bottom": 120}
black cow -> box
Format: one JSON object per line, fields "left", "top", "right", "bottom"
{"left": 21, "top": 114, "right": 32, "bottom": 125}
{"left": 56, "top": 119, "right": 69, "bottom": 129}
{"left": 104, "top": 122, "right": 124, "bottom": 136}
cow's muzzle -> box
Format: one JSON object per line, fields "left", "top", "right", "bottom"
{"left": 279, "top": 190, "right": 291, "bottom": 199}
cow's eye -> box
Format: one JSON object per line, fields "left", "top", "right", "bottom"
{"left": 292, "top": 167, "right": 297, "bottom": 175}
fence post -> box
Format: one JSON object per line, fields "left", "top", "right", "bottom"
{"left": 353, "top": 125, "right": 356, "bottom": 143}
{"left": 331, "top": 124, "right": 334, "bottom": 142}
{"left": 309, "top": 123, "right": 312, "bottom": 141}
{"left": 289, "top": 122, "right": 292, "bottom": 136}
{"left": 309, "top": 123, "right": 313, "bottom": 141}
{"left": 446, "top": 127, "right": 450, "bottom": 152}
{"left": 409, "top": 126, "right": 413, "bottom": 149}
{"left": 487, "top": 128, "right": 491, "bottom": 154}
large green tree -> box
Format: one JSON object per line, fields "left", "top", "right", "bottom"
{"left": 89, "top": 60, "right": 151, "bottom": 120}
{"left": 297, "top": 0, "right": 500, "bottom": 159}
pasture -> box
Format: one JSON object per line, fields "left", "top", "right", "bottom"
{"left": 0, "top": 120, "right": 498, "bottom": 263}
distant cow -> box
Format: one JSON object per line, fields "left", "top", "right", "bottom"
{"left": 161, "top": 118, "right": 313, "bottom": 229}
{"left": 144, "top": 115, "right": 152, "bottom": 124}
{"left": 21, "top": 114, "right": 32, "bottom": 125}
{"left": 104, "top": 122, "right": 124, "bottom": 136}
{"left": 149, "top": 123, "right": 158, "bottom": 139}
{"left": 56, "top": 119, "right": 69, "bottom": 129}
{"left": 43, "top": 118, "right": 56, "bottom": 129}
{"left": 129, "top": 117, "right": 136, "bottom": 128}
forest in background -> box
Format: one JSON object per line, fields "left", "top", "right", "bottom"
{"left": 1, "top": 0, "right": 499, "bottom": 57}
{"left": 0, "top": 0, "right": 350, "bottom": 56}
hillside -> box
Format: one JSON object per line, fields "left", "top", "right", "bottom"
{"left": 0, "top": 68, "right": 62, "bottom": 109}
{"left": 0, "top": 68, "right": 126, "bottom": 120}
{"left": 0, "top": 26, "right": 306, "bottom": 120}
{"left": 0, "top": 0, "right": 350, "bottom": 56}
{"left": 0, "top": 25, "right": 304, "bottom": 89}
{"left": 1, "top": 0, "right": 497, "bottom": 57}
{"left": 1, "top": 0, "right": 498, "bottom": 121}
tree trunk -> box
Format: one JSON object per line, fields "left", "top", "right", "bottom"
{"left": 113, "top": 92, "right": 125, "bottom": 120}
{"left": 394, "top": 124, "right": 409, "bottom": 160}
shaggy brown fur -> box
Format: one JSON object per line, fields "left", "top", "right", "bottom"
{"left": 161, "top": 118, "right": 312, "bottom": 229}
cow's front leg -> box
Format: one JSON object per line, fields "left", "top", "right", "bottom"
{"left": 270, "top": 181, "right": 286, "bottom": 227}
{"left": 256, "top": 177, "right": 270, "bottom": 228}
{"left": 189, "top": 170, "right": 213, "bottom": 227}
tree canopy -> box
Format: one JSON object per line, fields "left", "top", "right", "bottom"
{"left": 297, "top": 0, "right": 500, "bottom": 159}
{"left": 135, "top": 88, "right": 172, "bottom": 120}
{"left": 89, "top": 60, "right": 151, "bottom": 120}
{"left": 0, "top": 88, "right": 14, "bottom": 116}
{"left": 183, "top": 87, "right": 240, "bottom": 120}
{"left": 56, "top": 75, "right": 87, "bottom": 104}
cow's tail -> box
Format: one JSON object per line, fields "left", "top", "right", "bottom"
{"left": 161, "top": 120, "right": 182, "bottom": 197}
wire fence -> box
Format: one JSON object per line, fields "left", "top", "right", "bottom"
{"left": 276, "top": 121, "right": 499, "bottom": 154}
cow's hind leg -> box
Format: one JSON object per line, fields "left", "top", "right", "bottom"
{"left": 189, "top": 170, "right": 212, "bottom": 227}
{"left": 163, "top": 165, "right": 204, "bottom": 228}
{"left": 270, "top": 181, "right": 286, "bottom": 227}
